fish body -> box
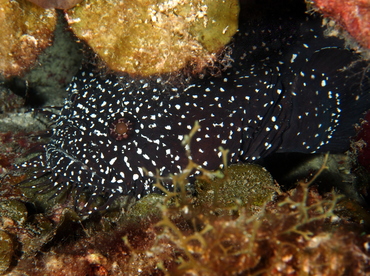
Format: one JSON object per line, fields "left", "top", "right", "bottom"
{"left": 21, "top": 15, "right": 370, "bottom": 212}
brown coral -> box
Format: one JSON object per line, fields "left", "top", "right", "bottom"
{"left": 0, "top": 0, "right": 57, "bottom": 78}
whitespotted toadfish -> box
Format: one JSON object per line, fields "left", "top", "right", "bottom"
{"left": 19, "top": 14, "right": 370, "bottom": 213}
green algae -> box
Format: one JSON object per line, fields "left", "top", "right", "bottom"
{"left": 121, "top": 193, "right": 164, "bottom": 226}
{"left": 195, "top": 163, "right": 277, "bottom": 213}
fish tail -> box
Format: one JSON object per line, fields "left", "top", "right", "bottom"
{"left": 278, "top": 48, "right": 370, "bottom": 154}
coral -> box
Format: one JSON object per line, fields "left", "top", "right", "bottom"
{"left": 309, "top": 0, "right": 370, "bottom": 51}
{"left": 0, "top": 0, "right": 57, "bottom": 78}
{"left": 26, "top": 0, "right": 83, "bottom": 9}
{"left": 0, "top": 230, "right": 13, "bottom": 274}
{"left": 66, "top": 0, "right": 239, "bottom": 76}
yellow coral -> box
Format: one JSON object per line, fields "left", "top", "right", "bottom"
{"left": 67, "top": 0, "right": 239, "bottom": 76}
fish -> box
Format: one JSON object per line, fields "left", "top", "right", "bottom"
{"left": 19, "top": 14, "right": 370, "bottom": 213}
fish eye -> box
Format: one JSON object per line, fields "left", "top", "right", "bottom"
{"left": 109, "top": 117, "right": 134, "bottom": 141}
